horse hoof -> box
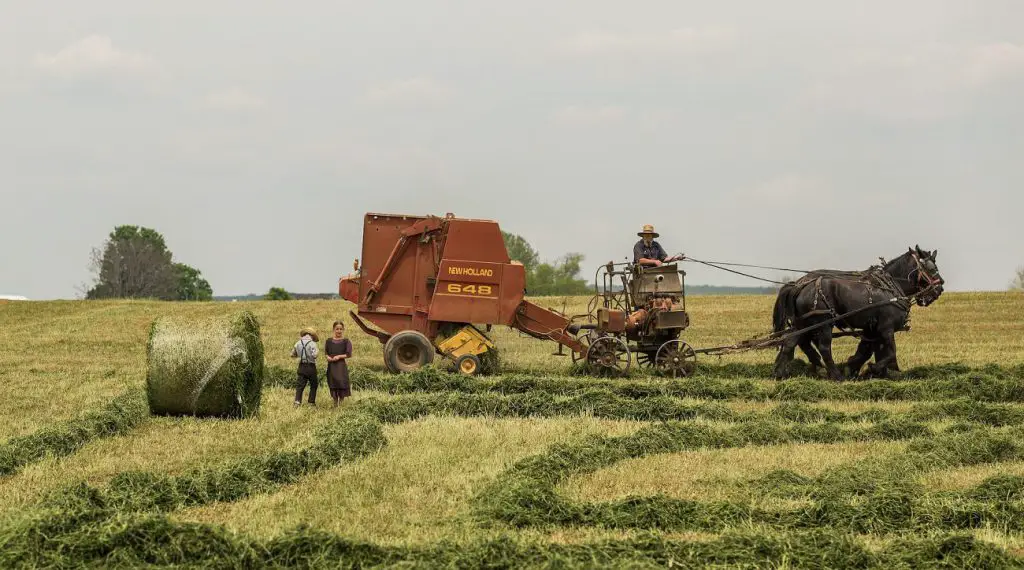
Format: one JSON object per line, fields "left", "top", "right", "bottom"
{"left": 864, "top": 365, "right": 889, "bottom": 380}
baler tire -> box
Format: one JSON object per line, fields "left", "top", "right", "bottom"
{"left": 384, "top": 330, "right": 435, "bottom": 373}
{"left": 455, "top": 354, "right": 482, "bottom": 376}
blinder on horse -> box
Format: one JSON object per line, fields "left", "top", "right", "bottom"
{"left": 908, "top": 247, "right": 944, "bottom": 307}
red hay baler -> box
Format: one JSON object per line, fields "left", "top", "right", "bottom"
{"left": 339, "top": 212, "right": 584, "bottom": 375}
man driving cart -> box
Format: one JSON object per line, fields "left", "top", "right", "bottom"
{"left": 633, "top": 224, "right": 684, "bottom": 267}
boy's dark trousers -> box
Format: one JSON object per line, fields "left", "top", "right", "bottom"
{"left": 295, "top": 362, "right": 318, "bottom": 404}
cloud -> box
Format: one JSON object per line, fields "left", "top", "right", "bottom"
{"left": 204, "top": 88, "right": 267, "bottom": 112}
{"left": 965, "top": 42, "right": 1024, "bottom": 87}
{"left": 551, "top": 106, "right": 681, "bottom": 131}
{"left": 559, "top": 27, "right": 736, "bottom": 57}
{"left": 744, "top": 175, "right": 831, "bottom": 202}
{"left": 553, "top": 104, "right": 629, "bottom": 126}
{"left": 736, "top": 174, "right": 911, "bottom": 213}
{"left": 362, "top": 77, "right": 453, "bottom": 106}
{"left": 807, "top": 42, "right": 1024, "bottom": 121}
{"left": 33, "top": 35, "right": 153, "bottom": 79}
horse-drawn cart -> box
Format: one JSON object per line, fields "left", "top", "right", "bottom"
{"left": 564, "top": 247, "right": 944, "bottom": 379}
{"left": 565, "top": 261, "right": 697, "bottom": 377}
{"left": 339, "top": 212, "right": 944, "bottom": 379}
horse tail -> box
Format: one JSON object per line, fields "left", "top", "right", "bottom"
{"left": 773, "top": 283, "right": 795, "bottom": 333}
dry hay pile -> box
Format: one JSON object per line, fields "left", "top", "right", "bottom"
{"left": 146, "top": 311, "right": 264, "bottom": 418}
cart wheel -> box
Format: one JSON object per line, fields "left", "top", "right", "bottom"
{"left": 637, "top": 351, "right": 658, "bottom": 369}
{"left": 384, "top": 330, "right": 435, "bottom": 373}
{"left": 456, "top": 354, "right": 482, "bottom": 376}
{"left": 571, "top": 331, "right": 599, "bottom": 366}
{"left": 655, "top": 340, "right": 697, "bottom": 378}
{"left": 586, "top": 336, "right": 631, "bottom": 376}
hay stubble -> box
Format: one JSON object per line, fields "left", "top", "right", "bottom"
{"left": 2, "top": 293, "right": 1024, "bottom": 567}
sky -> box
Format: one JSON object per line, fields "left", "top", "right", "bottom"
{"left": 1, "top": 1, "right": 1022, "bottom": 299}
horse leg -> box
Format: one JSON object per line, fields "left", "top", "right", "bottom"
{"left": 868, "top": 332, "right": 898, "bottom": 379}
{"left": 798, "top": 338, "right": 823, "bottom": 377}
{"left": 812, "top": 327, "right": 844, "bottom": 381}
{"left": 846, "top": 338, "right": 874, "bottom": 379}
{"left": 774, "top": 335, "right": 800, "bottom": 379}
{"left": 871, "top": 343, "right": 899, "bottom": 372}
{"left": 886, "top": 350, "right": 901, "bottom": 372}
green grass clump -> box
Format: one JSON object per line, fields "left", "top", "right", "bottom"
{"left": 147, "top": 311, "right": 264, "bottom": 419}
{"left": 3, "top": 510, "right": 1018, "bottom": 568}
{"left": 355, "top": 391, "right": 734, "bottom": 424}
{"left": 0, "top": 390, "right": 146, "bottom": 478}
{"left": 346, "top": 364, "right": 1024, "bottom": 404}
{"left": 44, "top": 411, "right": 385, "bottom": 515}
{"left": 476, "top": 425, "right": 1024, "bottom": 535}
{"left": 474, "top": 418, "right": 932, "bottom": 528}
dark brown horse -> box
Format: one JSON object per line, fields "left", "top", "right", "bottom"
{"left": 772, "top": 246, "right": 944, "bottom": 380}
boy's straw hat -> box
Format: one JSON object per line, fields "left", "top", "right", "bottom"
{"left": 300, "top": 327, "right": 319, "bottom": 342}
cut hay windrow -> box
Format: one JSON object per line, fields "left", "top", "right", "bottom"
{"left": 0, "top": 390, "right": 147, "bottom": 478}
{"left": 41, "top": 411, "right": 386, "bottom": 515}
{"left": 474, "top": 422, "right": 1024, "bottom": 534}
{"left": 474, "top": 418, "right": 933, "bottom": 528}
{"left": 355, "top": 391, "right": 1022, "bottom": 427}
{"left": 3, "top": 389, "right": 1024, "bottom": 566}
{"left": 322, "top": 363, "right": 1024, "bottom": 404}
{"left": 359, "top": 392, "right": 1024, "bottom": 428}
{"left": 341, "top": 368, "right": 1024, "bottom": 427}
{"left": 1, "top": 508, "right": 1019, "bottom": 569}
{"left": 571, "top": 429, "right": 1024, "bottom": 534}
{"left": 147, "top": 311, "right": 264, "bottom": 419}
{"left": 564, "top": 479, "right": 1024, "bottom": 534}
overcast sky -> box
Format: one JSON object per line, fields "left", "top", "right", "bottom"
{"left": 1, "top": 1, "right": 1022, "bottom": 299}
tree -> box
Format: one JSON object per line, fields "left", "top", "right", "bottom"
{"left": 86, "top": 226, "right": 177, "bottom": 300}
{"left": 85, "top": 225, "right": 213, "bottom": 301}
{"left": 501, "top": 231, "right": 540, "bottom": 271}
{"left": 174, "top": 263, "right": 213, "bottom": 301}
{"left": 500, "top": 229, "right": 589, "bottom": 296}
{"left": 265, "top": 287, "right": 292, "bottom": 301}
{"left": 1011, "top": 267, "right": 1024, "bottom": 292}
{"left": 529, "top": 253, "right": 589, "bottom": 296}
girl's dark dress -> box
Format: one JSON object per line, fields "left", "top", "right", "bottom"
{"left": 325, "top": 338, "right": 353, "bottom": 398}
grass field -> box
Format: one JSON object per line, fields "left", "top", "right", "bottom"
{"left": 1, "top": 292, "right": 1024, "bottom": 567}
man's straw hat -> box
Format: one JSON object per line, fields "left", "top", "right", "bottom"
{"left": 637, "top": 224, "right": 660, "bottom": 238}
{"left": 300, "top": 327, "right": 319, "bottom": 342}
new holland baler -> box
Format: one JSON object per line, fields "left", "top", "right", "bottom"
{"left": 339, "top": 213, "right": 584, "bottom": 375}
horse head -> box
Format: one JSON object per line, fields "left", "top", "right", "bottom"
{"left": 883, "top": 246, "right": 944, "bottom": 306}
{"left": 909, "top": 245, "right": 944, "bottom": 306}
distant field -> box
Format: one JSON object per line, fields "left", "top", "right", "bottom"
{"left": 2, "top": 292, "right": 1024, "bottom": 567}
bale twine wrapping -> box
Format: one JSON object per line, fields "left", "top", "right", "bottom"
{"left": 146, "top": 311, "right": 264, "bottom": 418}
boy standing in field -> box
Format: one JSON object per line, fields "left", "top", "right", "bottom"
{"left": 292, "top": 327, "right": 319, "bottom": 406}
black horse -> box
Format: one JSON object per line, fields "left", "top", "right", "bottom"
{"left": 772, "top": 246, "right": 944, "bottom": 380}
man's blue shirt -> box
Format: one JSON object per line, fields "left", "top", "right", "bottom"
{"left": 634, "top": 240, "right": 668, "bottom": 264}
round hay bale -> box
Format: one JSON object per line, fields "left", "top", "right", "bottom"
{"left": 146, "top": 311, "right": 264, "bottom": 418}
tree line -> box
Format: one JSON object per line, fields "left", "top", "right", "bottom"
{"left": 501, "top": 231, "right": 589, "bottom": 296}
{"left": 82, "top": 225, "right": 1024, "bottom": 300}
{"left": 82, "top": 225, "right": 592, "bottom": 301}
{"left": 85, "top": 226, "right": 212, "bottom": 301}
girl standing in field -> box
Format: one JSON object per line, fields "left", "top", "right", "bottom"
{"left": 325, "top": 320, "right": 353, "bottom": 407}
{"left": 292, "top": 327, "right": 320, "bottom": 407}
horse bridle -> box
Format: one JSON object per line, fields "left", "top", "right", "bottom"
{"left": 910, "top": 253, "right": 941, "bottom": 286}
{"left": 908, "top": 253, "right": 943, "bottom": 305}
